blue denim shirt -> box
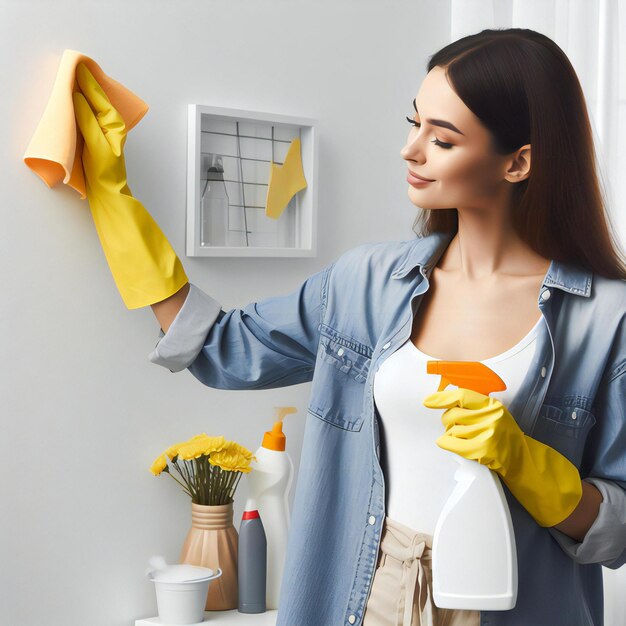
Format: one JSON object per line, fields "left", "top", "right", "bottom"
{"left": 149, "top": 231, "right": 626, "bottom": 626}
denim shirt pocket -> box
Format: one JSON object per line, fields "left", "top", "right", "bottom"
{"left": 531, "top": 399, "right": 597, "bottom": 467}
{"left": 307, "top": 324, "right": 373, "bottom": 432}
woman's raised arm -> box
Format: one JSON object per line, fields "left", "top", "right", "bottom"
{"left": 151, "top": 282, "right": 191, "bottom": 333}
{"left": 73, "top": 62, "right": 189, "bottom": 312}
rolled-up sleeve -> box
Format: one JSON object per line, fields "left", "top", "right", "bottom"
{"left": 548, "top": 365, "right": 626, "bottom": 569}
{"left": 548, "top": 477, "right": 626, "bottom": 568}
{"left": 149, "top": 260, "right": 337, "bottom": 389}
{"left": 148, "top": 283, "right": 223, "bottom": 373}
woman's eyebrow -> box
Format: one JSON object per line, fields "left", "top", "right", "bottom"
{"left": 413, "top": 97, "right": 465, "bottom": 136}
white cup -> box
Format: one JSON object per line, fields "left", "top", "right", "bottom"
{"left": 151, "top": 564, "right": 223, "bottom": 625}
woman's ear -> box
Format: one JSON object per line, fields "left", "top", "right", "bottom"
{"left": 505, "top": 143, "right": 531, "bottom": 183}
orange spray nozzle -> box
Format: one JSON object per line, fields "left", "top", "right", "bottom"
{"left": 426, "top": 361, "right": 507, "bottom": 396}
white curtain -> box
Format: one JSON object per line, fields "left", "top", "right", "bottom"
{"left": 449, "top": 2, "right": 626, "bottom": 626}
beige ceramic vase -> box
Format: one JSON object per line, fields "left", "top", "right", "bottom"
{"left": 179, "top": 501, "right": 239, "bottom": 611}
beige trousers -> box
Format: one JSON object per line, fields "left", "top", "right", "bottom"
{"left": 362, "top": 516, "right": 481, "bottom": 626}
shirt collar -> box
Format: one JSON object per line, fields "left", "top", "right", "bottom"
{"left": 391, "top": 230, "right": 592, "bottom": 298}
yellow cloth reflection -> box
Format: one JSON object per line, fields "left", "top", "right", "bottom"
{"left": 265, "top": 137, "right": 307, "bottom": 219}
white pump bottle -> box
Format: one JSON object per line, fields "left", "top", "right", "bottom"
{"left": 245, "top": 406, "right": 296, "bottom": 610}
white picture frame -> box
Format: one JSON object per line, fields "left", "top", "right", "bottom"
{"left": 186, "top": 104, "right": 318, "bottom": 257}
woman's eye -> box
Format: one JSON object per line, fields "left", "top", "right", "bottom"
{"left": 431, "top": 138, "right": 453, "bottom": 149}
{"left": 404, "top": 115, "right": 453, "bottom": 149}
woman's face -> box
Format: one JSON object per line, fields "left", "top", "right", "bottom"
{"left": 400, "top": 65, "right": 518, "bottom": 211}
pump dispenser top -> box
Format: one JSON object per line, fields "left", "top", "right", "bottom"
{"left": 261, "top": 406, "right": 297, "bottom": 451}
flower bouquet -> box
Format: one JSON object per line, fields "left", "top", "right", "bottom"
{"left": 150, "top": 433, "right": 256, "bottom": 610}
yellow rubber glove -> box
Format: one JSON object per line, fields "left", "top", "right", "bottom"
{"left": 72, "top": 62, "right": 188, "bottom": 309}
{"left": 423, "top": 388, "right": 583, "bottom": 527}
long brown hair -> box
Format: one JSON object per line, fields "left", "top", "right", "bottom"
{"left": 412, "top": 28, "right": 626, "bottom": 281}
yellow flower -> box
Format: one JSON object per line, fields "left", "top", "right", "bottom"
{"left": 177, "top": 434, "right": 227, "bottom": 461}
{"left": 150, "top": 454, "right": 169, "bottom": 476}
{"left": 164, "top": 441, "right": 187, "bottom": 461}
{"left": 209, "top": 441, "right": 256, "bottom": 473}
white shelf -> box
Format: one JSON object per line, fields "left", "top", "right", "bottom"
{"left": 135, "top": 609, "right": 278, "bottom": 625}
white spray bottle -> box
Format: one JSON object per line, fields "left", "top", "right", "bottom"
{"left": 245, "top": 406, "right": 296, "bottom": 610}
{"left": 426, "top": 360, "right": 518, "bottom": 611}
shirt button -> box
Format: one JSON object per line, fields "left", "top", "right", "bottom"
{"left": 382, "top": 342, "right": 391, "bottom": 350}
{"left": 368, "top": 515, "right": 376, "bottom": 525}
{"left": 541, "top": 289, "right": 551, "bottom": 301}
{"left": 571, "top": 411, "right": 577, "bottom": 420}
{"left": 348, "top": 615, "right": 356, "bottom": 624}
{"left": 337, "top": 348, "right": 345, "bottom": 356}
{"left": 541, "top": 367, "right": 546, "bottom": 378}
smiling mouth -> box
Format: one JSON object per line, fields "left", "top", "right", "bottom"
{"left": 407, "top": 170, "right": 435, "bottom": 182}
{"left": 407, "top": 170, "right": 435, "bottom": 184}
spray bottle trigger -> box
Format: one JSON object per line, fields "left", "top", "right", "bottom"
{"left": 438, "top": 377, "right": 452, "bottom": 392}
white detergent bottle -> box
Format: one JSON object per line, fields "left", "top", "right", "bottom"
{"left": 246, "top": 406, "right": 296, "bottom": 610}
{"left": 426, "top": 360, "right": 518, "bottom": 611}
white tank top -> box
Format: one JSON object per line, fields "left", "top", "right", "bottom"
{"left": 373, "top": 316, "right": 542, "bottom": 534}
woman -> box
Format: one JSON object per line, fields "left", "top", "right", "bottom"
{"left": 74, "top": 28, "right": 626, "bottom": 626}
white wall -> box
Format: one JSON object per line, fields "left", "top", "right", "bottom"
{"left": 1, "top": 1, "right": 449, "bottom": 624}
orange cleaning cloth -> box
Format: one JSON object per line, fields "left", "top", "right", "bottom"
{"left": 23, "top": 49, "right": 149, "bottom": 199}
